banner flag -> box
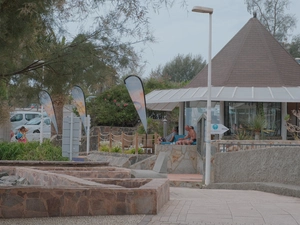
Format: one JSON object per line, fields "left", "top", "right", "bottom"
{"left": 71, "top": 85, "right": 87, "bottom": 132}
{"left": 124, "top": 75, "right": 147, "bottom": 133}
{"left": 39, "top": 90, "right": 58, "bottom": 134}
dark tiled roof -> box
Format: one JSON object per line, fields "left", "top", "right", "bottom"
{"left": 186, "top": 18, "right": 300, "bottom": 88}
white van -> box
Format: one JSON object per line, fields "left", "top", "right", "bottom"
{"left": 12, "top": 117, "right": 51, "bottom": 142}
{"left": 10, "top": 111, "right": 41, "bottom": 130}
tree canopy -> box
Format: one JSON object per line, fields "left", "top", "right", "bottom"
{"left": 149, "top": 54, "right": 206, "bottom": 83}
{"left": 0, "top": 0, "right": 189, "bottom": 135}
{"left": 244, "top": 0, "right": 297, "bottom": 43}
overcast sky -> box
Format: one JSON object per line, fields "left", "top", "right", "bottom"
{"left": 138, "top": 0, "right": 300, "bottom": 77}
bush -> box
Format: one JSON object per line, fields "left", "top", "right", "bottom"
{"left": 111, "top": 145, "right": 122, "bottom": 153}
{"left": 100, "top": 145, "right": 110, "bottom": 152}
{"left": 0, "top": 140, "right": 68, "bottom": 161}
{"left": 124, "top": 147, "right": 143, "bottom": 154}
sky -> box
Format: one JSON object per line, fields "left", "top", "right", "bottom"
{"left": 137, "top": 0, "right": 300, "bottom": 77}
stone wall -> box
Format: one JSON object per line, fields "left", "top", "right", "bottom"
{"left": 213, "top": 147, "right": 300, "bottom": 185}
{"left": 0, "top": 179, "right": 169, "bottom": 218}
{"left": 86, "top": 152, "right": 153, "bottom": 168}
{"left": 213, "top": 140, "right": 300, "bottom": 152}
{"left": 155, "top": 145, "right": 202, "bottom": 174}
{"left": 129, "top": 155, "right": 157, "bottom": 170}
{"left": 15, "top": 167, "right": 126, "bottom": 188}
{"left": 0, "top": 166, "right": 170, "bottom": 218}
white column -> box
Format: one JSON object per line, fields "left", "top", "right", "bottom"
{"left": 281, "top": 102, "right": 287, "bottom": 140}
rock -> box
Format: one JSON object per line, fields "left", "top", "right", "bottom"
{"left": 0, "top": 172, "right": 9, "bottom": 178}
{"left": 0, "top": 175, "right": 30, "bottom": 186}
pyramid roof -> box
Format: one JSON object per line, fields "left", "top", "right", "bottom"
{"left": 186, "top": 17, "right": 300, "bottom": 88}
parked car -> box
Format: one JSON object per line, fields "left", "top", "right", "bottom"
{"left": 10, "top": 111, "right": 41, "bottom": 130}
{"left": 12, "top": 117, "right": 51, "bottom": 142}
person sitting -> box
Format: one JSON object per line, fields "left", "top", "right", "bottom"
{"left": 159, "top": 127, "right": 178, "bottom": 143}
{"left": 176, "top": 125, "right": 196, "bottom": 145}
{"left": 16, "top": 126, "right": 28, "bottom": 143}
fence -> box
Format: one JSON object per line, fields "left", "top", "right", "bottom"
{"left": 97, "top": 132, "right": 160, "bottom": 154}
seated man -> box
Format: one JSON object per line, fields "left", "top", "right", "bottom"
{"left": 159, "top": 127, "right": 178, "bottom": 143}
{"left": 176, "top": 125, "right": 196, "bottom": 145}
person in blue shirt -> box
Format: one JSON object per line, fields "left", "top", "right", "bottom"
{"left": 159, "top": 126, "right": 178, "bottom": 143}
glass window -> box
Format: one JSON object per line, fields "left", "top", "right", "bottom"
{"left": 185, "top": 101, "right": 220, "bottom": 132}
{"left": 45, "top": 118, "right": 51, "bottom": 125}
{"left": 26, "top": 117, "right": 41, "bottom": 125}
{"left": 224, "top": 102, "right": 281, "bottom": 137}
{"left": 25, "top": 113, "right": 39, "bottom": 121}
{"left": 10, "top": 114, "right": 23, "bottom": 122}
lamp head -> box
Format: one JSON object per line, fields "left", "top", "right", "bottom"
{"left": 192, "top": 6, "right": 213, "bottom": 14}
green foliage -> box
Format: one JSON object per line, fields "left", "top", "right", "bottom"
{"left": 284, "top": 114, "right": 290, "bottom": 121}
{"left": 289, "top": 35, "right": 300, "bottom": 58}
{"left": 0, "top": 140, "right": 68, "bottom": 161}
{"left": 124, "top": 148, "right": 144, "bottom": 154}
{"left": 137, "top": 118, "right": 161, "bottom": 134}
{"left": 249, "top": 115, "right": 267, "bottom": 133}
{"left": 111, "top": 146, "right": 122, "bottom": 153}
{"left": 143, "top": 77, "right": 183, "bottom": 94}
{"left": 100, "top": 145, "right": 110, "bottom": 152}
{"left": 234, "top": 128, "right": 252, "bottom": 140}
{"left": 88, "top": 85, "right": 139, "bottom": 127}
{"left": 148, "top": 54, "right": 206, "bottom": 83}
{"left": 0, "top": 0, "right": 185, "bottom": 131}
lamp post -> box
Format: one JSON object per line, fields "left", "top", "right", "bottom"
{"left": 192, "top": 6, "right": 213, "bottom": 185}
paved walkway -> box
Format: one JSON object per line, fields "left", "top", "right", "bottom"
{"left": 138, "top": 187, "right": 300, "bottom": 225}
{"left": 2, "top": 187, "right": 300, "bottom": 225}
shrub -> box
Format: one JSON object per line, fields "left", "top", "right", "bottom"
{"left": 124, "top": 147, "right": 143, "bottom": 154}
{"left": 111, "top": 145, "right": 122, "bottom": 153}
{"left": 0, "top": 140, "right": 68, "bottom": 161}
{"left": 100, "top": 145, "right": 110, "bottom": 152}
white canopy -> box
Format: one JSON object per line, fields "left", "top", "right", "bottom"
{"left": 146, "top": 86, "right": 300, "bottom": 111}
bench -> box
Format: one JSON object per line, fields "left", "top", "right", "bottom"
{"left": 160, "top": 135, "right": 196, "bottom": 145}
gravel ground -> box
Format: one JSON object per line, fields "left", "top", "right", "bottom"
{"left": 0, "top": 215, "right": 145, "bottom": 225}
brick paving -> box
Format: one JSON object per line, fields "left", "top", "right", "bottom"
{"left": 1, "top": 175, "right": 300, "bottom": 225}
{"left": 138, "top": 187, "right": 300, "bottom": 225}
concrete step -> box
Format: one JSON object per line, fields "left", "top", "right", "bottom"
{"left": 167, "top": 174, "right": 203, "bottom": 188}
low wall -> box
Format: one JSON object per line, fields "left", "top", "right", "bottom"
{"left": 155, "top": 144, "right": 202, "bottom": 174}
{"left": 86, "top": 152, "right": 153, "bottom": 168}
{"left": 129, "top": 155, "right": 157, "bottom": 170}
{"left": 214, "top": 147, "right": 300, "bottom": 185}
{"left": 213, "top": 140, "right": 300, "bottom": 152}
{"left": 0, "top": 166, "right": 169, "bottom": 218}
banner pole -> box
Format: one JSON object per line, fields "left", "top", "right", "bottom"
{"left": 69, "top": 112, "right": 73, "bottom": 161}
{"left": 86, "top": 115, "right": 90, "bottom": 155}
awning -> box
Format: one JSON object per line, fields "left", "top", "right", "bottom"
{"left": 146, "top": 86, "right": 300, "bottom": 111}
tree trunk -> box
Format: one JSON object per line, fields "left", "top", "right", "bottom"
{"left": 0, "top": 101, "right": 12, "bottom": 142}
{"left": 51, "top": 94, "right": 66, "bottom": 137}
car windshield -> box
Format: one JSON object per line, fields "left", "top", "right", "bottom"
{"left": 26, "top": 117, "right": 41, "bottom": 125}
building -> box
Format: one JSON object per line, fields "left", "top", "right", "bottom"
{"left": 146, "top": 15, "right": 300, "bottom": 140}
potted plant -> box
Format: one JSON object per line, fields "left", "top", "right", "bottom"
{"left": 250, "top": 115, "right": 267, "bottom": 140}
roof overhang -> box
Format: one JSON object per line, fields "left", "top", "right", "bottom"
{"left": 146, "top": 86, "right": 300, "bottom": 111}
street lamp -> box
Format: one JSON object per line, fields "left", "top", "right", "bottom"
{"left": 192, "top": 6, "right": 213, "bottom": 185}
